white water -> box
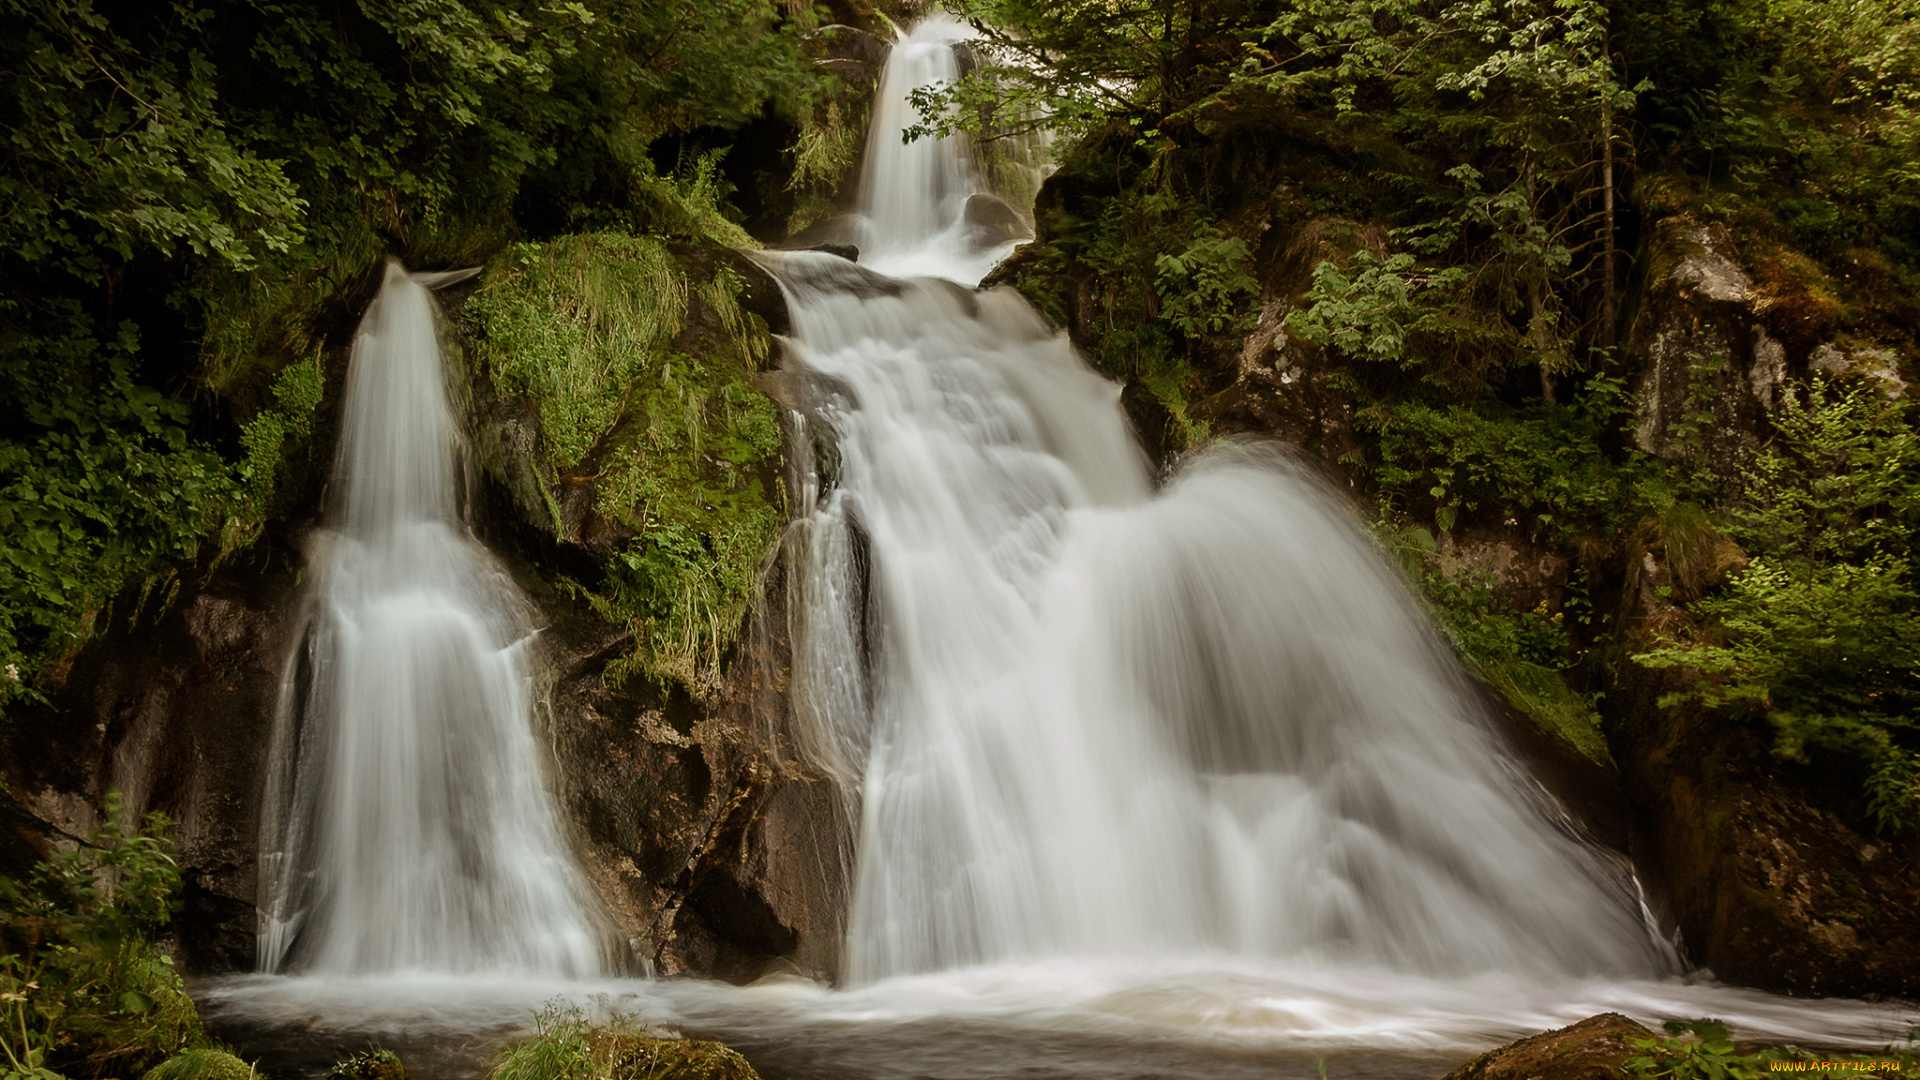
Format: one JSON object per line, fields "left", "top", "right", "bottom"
{"left": 254, "top": 262, "right": 603, "bottom": 978}
{"left": 768, "top": 257, "right": 1675, "bottom": 985}
{"left": 852, "top": 15, "right": 1023, "bottom": 282}
{"left": 211, "top": 18, "right": 1915, "bottom": 1072}
{"left": 778, "top": 16, "right": 1674, "bottom": 989}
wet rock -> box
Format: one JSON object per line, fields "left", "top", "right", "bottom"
{"left": 1443, "top": 1013, "right": 1654, "bottom": 1080}
{"left": 51, "top": 550, "right": 301, "bottom": 972}
{"left": 963, "top": 192, "right": 1030, "bottom": 249}
{"left": 815, "top": 57, "right": 876, "bottom": 84}
{"left": 807, "top": 24, "right": 889, "bottom": 68}
{"left": 1607, "top": 575, "right": 1920, "bottom": 997}
{"left": 1626, "top": 218, "right": 1775, "bottom": 467}
{"left": 805, "top": 242, "right": 860, "bottom": 262}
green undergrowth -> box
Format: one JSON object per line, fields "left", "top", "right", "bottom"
{"left": 1635, "top": 378, "right": 1920, "bottom": 832}
{"left": 468, "top": 232, "right": 783, "bottom": 696}
{"left": 1626, "top": 1019, "right": 1918, "bottom": 1080}
{"left": 327, "top": 1048, "right": 408, "bottom": 1080}
{"left": 0, "top": 792, "right": 254, "bottom": 1080}
{"left": 142, "top": 1048, "right": 255, "bottom": 1080}
{"left": 491, "top": 1005, "right": 758, "bottom": 1080}
{"left": 1385, "top": 526, "right": 1610, "bottom": 766}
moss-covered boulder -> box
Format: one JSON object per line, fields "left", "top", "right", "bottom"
{"left": 492, "top": 1015, "right": 761, "bottom": 1080}
{"left": 143, "top": 1048, "right": 257, "bottom": 1080}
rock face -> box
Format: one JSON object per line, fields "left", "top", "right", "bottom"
{"left": 458, "top": 243, "right": 851, "bottom": 980}
{"left": 1605, "top": 219, "right": 1920, "bottom": 998}
{"left": 1626, "top": 218, "right": 1784, "bottom": 469}
{"left": 1443, "top": 1013, "right": 1655, "bottom": 1080}
{"left": 1607, "top": 625, "right": 1920, "bottom": 997}
{"left": 5, "top": 549, "right": 301, "bottom": 971}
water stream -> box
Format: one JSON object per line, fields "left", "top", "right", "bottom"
{"left": 254, "top": 262, "right": 604, "bottom": 978}
{"left": 207, "top": 15, "right": 1916, "bottom": 1076}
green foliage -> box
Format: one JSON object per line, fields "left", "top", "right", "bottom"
{"left": 475, "top": 234, "right": 691, "bottom": 472}
{"left": 329, "top": 1048, "right": 408, "bottom": 1080}
{"left": 1153, "top": 227, "right": 1260, "bottom": 338}
{"left": 491, "top": 1004, "right": 759, "bottom": 1080}
{"left": 1635, "top": 379, "right": 1920, "bottom": 831}
{"left": 236, "top": 355, "right": 326, "bottom": 523}
{"left": 0, "top": 339, "right": 245, "bottom": 705}
{"left": 0, "top": 0, "right": 304, "bottom": 282}
{"left": 0, "top": 792, "right": 208, "bottom": 1080}
{"left": 1621, "top": 0, "right": 1920, "bottom": 266}
{"left": 1625, "top": 1018, "right": 1917, "bottom": 1080}
{"left": 1388, "top": 527, "right": 1610, "bottom": 764}
{"left": 469, "top": 234, "right": 782, "bottom": 694}
{"left": 1360, "top": 375, "right": 1639, "bottom": 536}
{"left": 1288, "top": 250, "right": 1473, "bottom": 369}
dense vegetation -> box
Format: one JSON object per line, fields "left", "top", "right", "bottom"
{"left": 0, "top": 0, "right": 843, "bottom": 707}
{"left": 0, "top": 795, "right": 198, "bottom": 1078}
{"left": 933, "top": 0, "right": 1920, "bottom": 827}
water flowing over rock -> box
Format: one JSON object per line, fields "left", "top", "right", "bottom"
{"left": 764, "top": 17, "right": 1674, "bottom": 987}
{"left": 255, "top": 261, "right": 605, "bottom": 977}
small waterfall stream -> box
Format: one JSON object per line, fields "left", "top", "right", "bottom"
{"left": 256, "top": 262, "right": 603, "bottom": 978}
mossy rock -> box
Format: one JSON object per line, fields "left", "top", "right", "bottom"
{"left": 1444, "top": 1013, "right": 1654, "bottom": 1080}
{"left": 614, "top": 1038, "right": 759, "bottom": 1080}
{"left": 330, "top": 1048, "right": 407, "bottom": 1080}
{"left": 142, "top": 1048, "right": 256, "bottom": 1080}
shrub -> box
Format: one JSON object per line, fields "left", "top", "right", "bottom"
{"left": 492, "top": 1005, "right": 758, "bottom": 1080}
{"left": 0, "top": 792, "right": 208, "bottom": 1079}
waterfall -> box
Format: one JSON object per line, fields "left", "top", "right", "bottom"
{"left": 255, "top": 261, "right": 604, "bottom": 978}
{"left": 768, "top": 19, "right": 1678, "bottom": 986}
{"left": 851, "top": 15, "right": 1024, "bottom": 282}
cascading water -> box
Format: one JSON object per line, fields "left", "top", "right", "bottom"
{"left": 255, "top": 261, "right": 603, "bottom": 978}
{"left": 767, "top": 18, "right": 1674, "bottom": 979}
{"left": 205, "top": 17, "right": 1911, "bottom": 1073}
{"left": 851, "top": 16, "right": 1023, "bottom": 281}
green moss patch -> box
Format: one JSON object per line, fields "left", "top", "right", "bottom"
{"left": 492, "top": 1006, "right": 759, "bottom": 1080}
{"left": 143, "top": 1048, "right": 256, "bottom": 1080}
{"left": 467, "top": 233, "right": 784, "bottom": 695}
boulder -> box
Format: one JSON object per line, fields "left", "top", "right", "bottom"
{"left": 1444, "top": 1013, "right": 1655, "bottom": 1080}
{"left": 964, "top": 192, "right": 1031, "bottom": 249}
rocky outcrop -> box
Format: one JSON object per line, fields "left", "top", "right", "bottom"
{"left": 1606, "top": 598, "right": 1920, "bottom": 997}
{"left": 1626, "top": 218, "right": 1784, "bottom": 472}
{"left": 1603, "top": 219, "right": 1920, "bottom": 996}
{"left": 1444, "top": 1013, "right": 1655, "bottom": 1080}
{"left": 457, "top": 243, "right": 846, "bottom": 980}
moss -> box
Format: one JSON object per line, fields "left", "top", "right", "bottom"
{"left": 1384, "top": 526, "right": 1613, "bottom": 765}
{"left": 1475, "top": 655, "right": 1614, "bottom": 767}
{"left": 143, "top": 1048, "right": 256, "bottom": 1080}
{"left": 491, "top": 1008, "right": 760, "bottom": 1080}
{"left": 468, "top": 233, "right": 784, "bottom": 696}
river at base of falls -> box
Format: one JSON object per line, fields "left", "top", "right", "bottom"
{"left": 202, "top": 962, "right": 1912, "bottom": 1080}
